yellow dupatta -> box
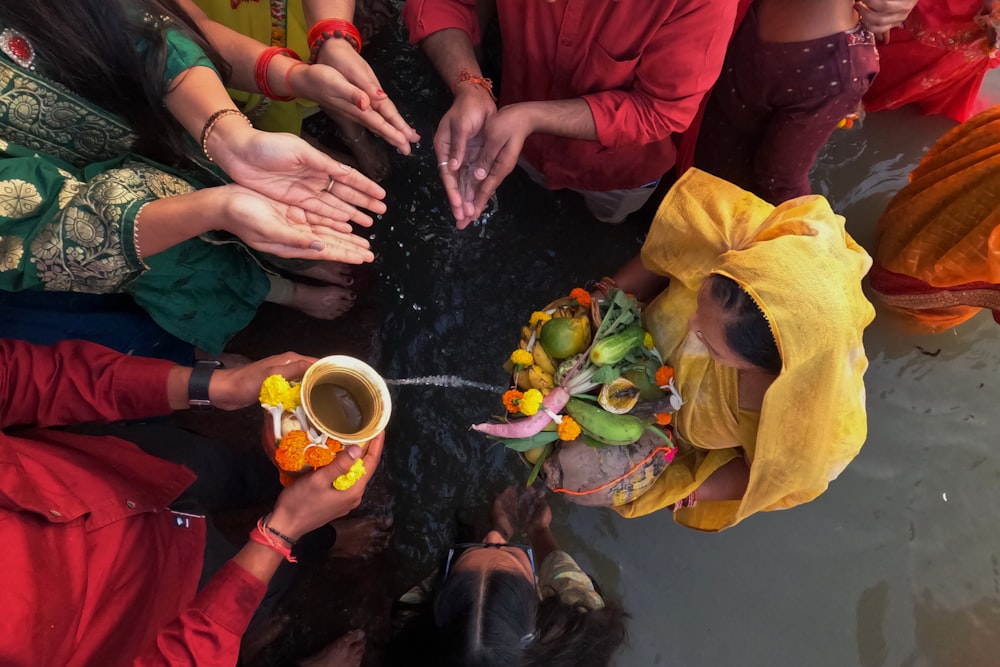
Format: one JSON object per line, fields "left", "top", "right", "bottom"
{"left": 615, "top": 169, "right": 875, "bottom": 531}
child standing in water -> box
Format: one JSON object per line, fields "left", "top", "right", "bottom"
{"left": 694, "top": 0, "right": 880, "bottom": 204}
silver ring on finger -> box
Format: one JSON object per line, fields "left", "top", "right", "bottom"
{"left": 324, "top": 175, "right": 336, "bottom": 194}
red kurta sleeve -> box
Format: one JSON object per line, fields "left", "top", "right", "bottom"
{"left": 583, "top": 0, "right": 737, "bottom": 149}
{"left": 403, "top": 0, "right": 481, "bottom": 45}
{"left": 133, "top": 561, "right": 267, "bottom": 667}
{"left": 0, "top": 339, "right": 174, "bottom": 429}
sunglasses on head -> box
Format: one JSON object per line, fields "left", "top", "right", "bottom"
{"left": 443, "top": 542, "right": 536, "bottom": 579}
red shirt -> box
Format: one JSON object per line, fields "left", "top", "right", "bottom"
{"left": 0, "top": 340, "right": 266, "bottom": 667}
{"left": 404, "top": 0, "right": 738, "bottom": 191}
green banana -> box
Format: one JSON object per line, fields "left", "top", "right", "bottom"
{"left": 564, "top": 397, "right": 645, "bottom": 445}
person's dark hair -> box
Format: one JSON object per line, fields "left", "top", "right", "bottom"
{"left": 0, "top": 0, "right": 231, "bottom": 165}
{"left": 433, "top": 569, "right": 539, "bottom": 666}
{"left": 524, "top": 595, "right": 629, "bottom": 667}
{"left": 710, "top": 275, "right": 782, "bottom": 373}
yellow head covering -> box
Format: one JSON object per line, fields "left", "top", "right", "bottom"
{"left": 619, "top": 169, "right": 874, "bottom": 530}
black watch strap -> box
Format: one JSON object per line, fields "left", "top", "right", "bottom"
{"left": 188, "top": 359, "right": 223, "bottom": 409}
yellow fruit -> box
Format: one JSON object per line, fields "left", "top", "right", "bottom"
{"left": 524, "top": 445, "right": 547, "bottom": 464}
{"left": 539, "top": 316, "right": 591, "bottom": 359}
{"left": 515, "top": 369, "right": 532, "bottom": 391}
{"left": 527, "top": 364, "right": 555, "bottom": 392}
{"left": 531, "top": 341, "right": 558, "bottom": 375}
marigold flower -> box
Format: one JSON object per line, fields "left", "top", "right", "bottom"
{"left": 278, "top": 429, "right": 310, "bottom": 451}
{"left": 305, "top": 445, "right": 336, "bottom": 468}
{"left": 655, "top": 365, "right": 675, "bottom": 387}
{"left": 259, "top": 374, "right": 292, "bottom": 407}
{"left": 557, "top": 415, "right": 582, "bottom": 441}
{"left": 519, "top": 388, "right": 543, "bottom": 416}
{"left": 569, "top": 287, "right": 591, "bottom": 308}
{"left": 275, "top": 445, "right": 306, "bottom": 472}
{"left": 326, "top": 438, "right": 345, "bottom": 453}
{"left": 643, "top": 332, "right": 654, "bottom": 350}
{"left": 502, "top": 389, "right": 524, "bottom": 413}
{"left": 333, "top": 459, "right": 367, "bottom": 490}
{"left": 280, "top": 383, "right": 302, "bottom": 410}
{"left": 655, "top": 412, "right": 673, "bottom": 426}
{"left": 529, "top": 311, "right": 552, "bottom": 327}
{"left": 510, "top": 349, "right": 533, "bottom": 367}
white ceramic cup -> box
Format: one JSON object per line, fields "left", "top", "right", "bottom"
{"left": 300, "top": 355, "right": 392, "bottom": 445}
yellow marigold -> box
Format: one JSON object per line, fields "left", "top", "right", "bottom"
{"left": 529, "top": 311, "right": 552, "bottom": 327}
{"left": 259, "top": 374, "right": 292, "bottom": 407}
{"left": 655, "top": 365, "right": 675, "bottom": 387}
{"left": 502, "top": 389, "right": 524, "bottom": 413}
{"left": 304, "top": 445, "right": 335, "bottom": 468}
{"left": 280, "top": 383, "right": 302, "bottom": 410}
{"left": 519, "top": 389, "right": 543, "bottom": 416}
{"left": 643, "top": 332, "right": 654, "bottom": 350}
{"left": 655, "top": 412, "right": 673, "bottom": 426}
{"left": 333, "top": 458, "right": 367, "bottom": 490}
{"left": 569, "top": 287, "right": 591, "bottom": 308}
{"left": 510, "top": 349, "right": 533, "bottom": 367}
{"left": 557, "top": 415, "right": 581, "bottom": 441}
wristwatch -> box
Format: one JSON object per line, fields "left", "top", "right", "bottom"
{"left": 188, "top": 359, "right": 223, "bottom": 410}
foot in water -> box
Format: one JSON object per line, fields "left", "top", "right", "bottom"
{"left": 289, "top": 260, "right": 355, "bottom": 289}
{"left": 329, "top": 515, "right": 393, "bottom": 559}
{"left": 298, "top": 629, "right": 366, "bottom": 667}
{"left": 331, "top": 116, "right": 391, "bottom": 182}
{"left": 289, "top": 282, "right": 356, "bottom": 320}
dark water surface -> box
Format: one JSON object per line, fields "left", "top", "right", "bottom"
{"left": 255, "top": 16, "right": 1000, "bottom": 667}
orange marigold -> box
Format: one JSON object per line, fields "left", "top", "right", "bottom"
{"left": 326, "top": 438, "right": 345, "bottom": 453}
{"left": 502, "top": 389, "right": 524, "bottom": 413}
{"left": 305, "top": 445, "right": 335, "bottom": 468}
{"left": 557, "top": 415, "right": 582, "bottom": 441}
{"left": 655, "top": 412, "right": 673, "bottom": 426}
{"left": 655, "top": 365, "right": 675, "bottom": 387}
{"left": 275, "top": 445, "right": 306, "bottom": 472}
{"left": 278, "top": 429, "right": 310, "bottom": 451}
{"left": 569, "top": 287, "right": 592, "bottom": 308}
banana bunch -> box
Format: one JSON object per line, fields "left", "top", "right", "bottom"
{"left": 513, "top": 324, "right": 557, "bottom": 393}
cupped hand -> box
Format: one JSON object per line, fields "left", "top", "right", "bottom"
{"left": 855, "top": 0, "right": 917, "bottom": 34}
{"left": 209, "top": 125, "right": 387, "bottom": 226}
{"left": 310, "top": 39, "right": 420, "bottom": 154}
{"left": 220, "top": 183, "right": 376, "bottom": 264}
{"left": 270, "top": 431, "right": 386, "bottom": 540}
{"left": 209, "top": 352, "right": 317, "bottom": 411}
{"left": 462, "top": 103, "right": 533, "bottom": 227}
{"left": 433, "top": 89, "right": 497, "bottom": 226}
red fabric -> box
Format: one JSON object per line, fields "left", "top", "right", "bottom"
{"left": 403, "top": 0, "right": 738, "bottom": 191}
{"left": 868, "top": 264, "right": 1000, "bottom": 325}
{"left": 863, "top": 0, "right": 1000, "bottom": 123}
{"left": 0, "top": 340, "right": 266, "bottom": 667}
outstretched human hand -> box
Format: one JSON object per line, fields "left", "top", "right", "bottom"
{"left": 434, "top": 86, "right": 497, "bottom": 227}
{"left": 220, "top": 182, "right": 376, "bottom": 264}
{"left": 208, "top": 352, "right": 317, "bottom": 411}
{"left": 462, "top": 104, "right": 534, "bottom": 228}
{"left": 208, "top": 123, "right": 387, "bottom": 227}
{"left": 855, "top": 0, "right": 917, "bottom": 35}
{"left": 269, "top": 431, "right": 386, "bottom": 540}
{"left": 308, "top": 39, "right": 420, "bottom": 154}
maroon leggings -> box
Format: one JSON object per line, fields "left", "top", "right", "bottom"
{"left": 695, "top": 6, "right": 880, "bottom": 204}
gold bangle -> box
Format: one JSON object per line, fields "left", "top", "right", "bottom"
{"left": 133, "top": 201, "right": 151, "bottom": 269}
{"left": 200, "top": 108, "right": 251, "bottom": 162}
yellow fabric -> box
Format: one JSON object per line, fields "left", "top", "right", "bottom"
{"left": 194, "top": 0, "right": 316, "bottom": 133}
{"left": 615, "top": 169, "right": 875, "bottom": 531}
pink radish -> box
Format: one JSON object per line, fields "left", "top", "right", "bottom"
{"left": 471, "top": 387, "right": 571, "bottom": 438}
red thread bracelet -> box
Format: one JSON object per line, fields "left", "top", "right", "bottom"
{"left": 456, "top": 68, "right": 496, "bottom": 102}
{"left": 255, "top": 46, "right": 301, "bottom": 101}
{"left": 308, "top": 19, "right": 362, "bottom": 61}
{"left": 249, "top": 516, "right": 297, "bottom": 563}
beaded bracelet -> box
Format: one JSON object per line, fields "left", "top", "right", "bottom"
{"left": 255, "top": 46, "right": 302, "bottom": 101}
{"left": 456, "top": 68, "right": 496, "bottom": 102}
{"left": 592, "top": 276, "right": 618, "bottom": 297}
{"left": 249, "top": 516, "right": 297, "bottom": 563}
{"left": 263, "top": 514, "right": 298, "bottom": 546}
{"left": 308, "top": 18, "right": 363, "bottom": 61}
{"left": 200, "top": 108, "right": 251, "bottom": 163}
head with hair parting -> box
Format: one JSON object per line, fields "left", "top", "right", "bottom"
{"left": 689, "top": 274, "right": 782, "bottom": 373}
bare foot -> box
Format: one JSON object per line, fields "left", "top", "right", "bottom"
{"left": 288, "top": 282, "right": 356, "bottom": 320}
{"left": 298, "top": 629, "right": 366, "bottom": 667}
{"left": 332, "top": 118, "right": 391, "bottom": 182}
{"left": 489, "top": 487, "right": 518, "bottom": 541}
{"left": 329, "top": 516, "right": 393, "bottom": 559}
{"left": 289, "top": 260, "right": 354, "bottom": 288}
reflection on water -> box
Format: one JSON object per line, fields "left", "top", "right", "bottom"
{"left": 371, "top": 19, "right": 1000, "bottom": 666}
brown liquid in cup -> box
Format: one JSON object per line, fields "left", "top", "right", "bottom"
{"left": 308, "top": 381, "right": 369, "bottom": 437}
